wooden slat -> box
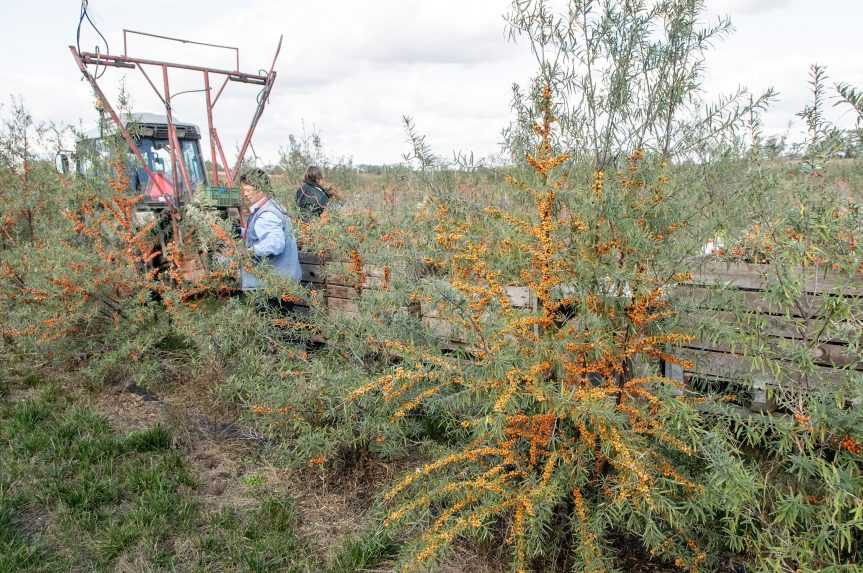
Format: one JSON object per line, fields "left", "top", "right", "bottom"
{"left": 326, "top": 284, "right": 362, "bottom": 300}
{"left": 676, "top": 346, "right": 853, "bottom": 387}
{"left": 326, "top": 272, "right": 385, "bottom": 289}
{"left": 678, "top": 309, "right": 853, "bottom": 344}
{"left": 300, "top": 263, "right": 326, "bottom": 284}
{"left": 327, "top": 297, "right": 359, "bottom": 314}
{"left": 812, "top": 342, "right": 861, "bottom": 369}
{"left": 327, "top": 295, "right": 360, "bottom": 320}
{"left": 686, "top": 259, "right": 862, "bottom": 296}
{"left": 325, "top": 261, "right": 388, "bottom": 279}
{"left": 299, "top": 251, "right": 390, "bottom": 274}
{"left": 679, "top": 338, "right": 861, "bottom": 370}
{"left": 672, "top": 285, "right": 863, "bottom": 318}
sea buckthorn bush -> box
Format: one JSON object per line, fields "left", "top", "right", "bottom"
{"left": 348, "top": 87, "right": 722, "bottom": 571}
{"left": 334, "top": 2, "right": 863, "bottom": 570}
{"left": 1, "top": 3, "right": 862, "bottom": 572}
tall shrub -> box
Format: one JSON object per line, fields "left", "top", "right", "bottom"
{"left": 351, "top": 87, "right": 732, "bottom": 571}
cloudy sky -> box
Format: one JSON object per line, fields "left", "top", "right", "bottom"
{"left": 2, "top": 0, "right": 860, "bottom": 165}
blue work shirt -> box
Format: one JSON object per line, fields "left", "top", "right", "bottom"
{"left": 241, "top": 198, "right": 303, "bottom": 289}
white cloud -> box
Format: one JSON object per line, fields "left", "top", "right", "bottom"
{"left": 719, "top": 0, "right": 792, "bottom": 15}
{"left": 0, "top": 0, "right": 860, "bottom": 166}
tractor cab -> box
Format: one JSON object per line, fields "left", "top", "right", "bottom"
{"left": 76, "top": 113, "right": 207, "bottom": 207}
{"left": 69, "top": 30, "right": 282, "bottom": 221}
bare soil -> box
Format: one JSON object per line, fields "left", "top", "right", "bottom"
{"left": 80, "top": 376, "right": 518, "bottom": 571}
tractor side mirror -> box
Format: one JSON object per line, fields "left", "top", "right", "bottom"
{"left": 55, "top": 151, "right": 72, "bottom": 175}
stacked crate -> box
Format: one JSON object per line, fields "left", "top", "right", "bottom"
{"left": 295, "top": 252, "right": 393, "bottom": 319}
{"left": 290, "top": 251, "right": 324, "bottom": 315}
{"left": 672, "top": 259, "right": 862, "bottom": 409}
{"left": 324, "top": 261, "right": 390, "bottom": 320}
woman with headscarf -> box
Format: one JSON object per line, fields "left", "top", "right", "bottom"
{"left": 239, "top": 168, "right": 302, "bottom": 290}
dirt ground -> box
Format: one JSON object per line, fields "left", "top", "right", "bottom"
{"left": 83, "top": 377, "right": 510, "bottom": 571}
{"left": 87, "top": 377, "right": 380, "bottom": 565}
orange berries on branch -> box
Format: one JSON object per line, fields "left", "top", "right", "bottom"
{"left": 343, "top": 82, "right": 705, "bottom": 571}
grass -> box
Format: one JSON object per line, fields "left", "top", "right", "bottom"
{"left": 328, "top": 527, "right": 398, "bottom": 573}
{"left": 0, "top": 381, "right": 319, "bottom": 572}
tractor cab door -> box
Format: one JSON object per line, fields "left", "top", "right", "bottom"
{"left": 131, "top": 137, "right": 206, "bottom": 205}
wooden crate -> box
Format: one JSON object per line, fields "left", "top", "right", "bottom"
{"left": 687, "top": 259, "right": 863, "bottom": 296}
{"left": 297, "top": 252, "right": 860, "bottom": 408}
{"left": 419, "top": 286, "right": 538, "bottom": 347}
{"left": 671, "top": 260, "right": 861, "bottom": 407}
{"left": 295, "top": 252, "right": 405, "bottom": 321}
{"left": 326, "top": 258, "right": 387, "bottom": 320}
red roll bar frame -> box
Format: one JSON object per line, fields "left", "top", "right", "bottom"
{"left": 69, "top": 30, "right": 283, "bottom": 203}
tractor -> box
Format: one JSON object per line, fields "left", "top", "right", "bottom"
{"left": 69, "top": 28, "right": 282, "bottom": 225}
{"left": 73, "top": 112, "right": 209, "bottom": 223}
{"left": 68, "top": 27, "right": 283, "bottom": 280}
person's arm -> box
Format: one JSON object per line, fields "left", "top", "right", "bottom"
{"left": 323, "top": 184, "right": 339, "bottom": 200}
{"left": 250, "top": 211, "right": 286, "bottom": 257}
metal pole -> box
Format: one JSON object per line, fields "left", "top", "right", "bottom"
{"left": 68, "top": 46, "right": 168, "bottom": 198}
{"left": 79, "top": 51, "right": 266, "bottom": 84}
{"left": 230, "top": 36, "right": 283, "bottom": 181}
{"left": 231, "top": 74, "right": 272, "bottom": 181}
{"left": 212, "top": 76, "right": 231, "bottom": 107}
{"left": 159, "top": 66, "right": 187, "bottom": 249}
{"left": 136, "top": 64, "right": 166, "bottom": 105}
{"left": 161, "top": 65, "right": 194, "bottom": 203}
{"left": 123, "top": 28, "right": 241, "bottom": 71}
{"left": 212, "top": 129, "right": 233, "bottom": 186}
{"left": 203, "top": 71, "right": 220, "bottom": 186}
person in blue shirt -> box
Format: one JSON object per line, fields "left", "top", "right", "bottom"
{"left": 239, "top": 168, "right": 302, "bottom": 291}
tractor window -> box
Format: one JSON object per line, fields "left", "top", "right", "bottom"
{"left": 151, "top": 142, "right": 172, "bottom": 174}
{"left": 181, "top": 140, "right": 204, "bottom": 185}
{"left": 133, "top": 138, "right": 205, "bottom": 197}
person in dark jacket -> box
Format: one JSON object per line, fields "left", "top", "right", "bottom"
{"left": 295, "top": 166, "right": 333, "bottom": 218}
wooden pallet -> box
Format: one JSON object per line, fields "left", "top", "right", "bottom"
{"left": 298, "top": 253, "right": 860, "bottom": 408}
{"left": 671, "top": 259, "right": 861, "bottom": 409}
{"left": 419, "top": 286, "right": 537, "bottom": 346}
